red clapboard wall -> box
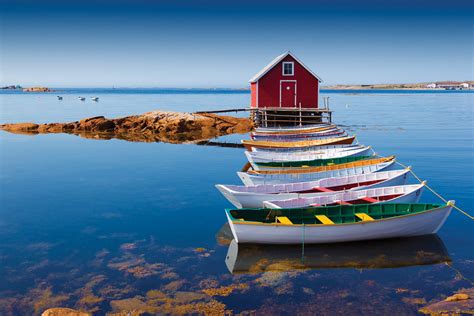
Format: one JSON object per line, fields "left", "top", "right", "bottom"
{"left": 249, "top": 52, "right": 322, "bottom": 109}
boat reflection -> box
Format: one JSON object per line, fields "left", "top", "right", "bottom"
{"left": 225, "top": 234, "right": 451, "bottom": 274}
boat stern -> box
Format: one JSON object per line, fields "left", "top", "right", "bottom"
{"left": 225, "top": 209, "right": 240, "bottom": 243}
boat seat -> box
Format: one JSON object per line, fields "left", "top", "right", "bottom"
{"left": 335, "top": 200, "right": 352, "bottom": 205}
{"left": 276, "top": 216, "right": 293, "bottom": 224}
{"left": 360, "top": 196, "right": 379, "bottom": 203}
{"left": 314, "top": 187, "right": 334, "bottom": 192}
{"left": 355, "top": 213, "right": 375, "bottom": 221}
{"left": 315, "top": 215, "right": 334, "bottom": 225}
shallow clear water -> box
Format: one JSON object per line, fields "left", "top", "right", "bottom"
{"left": 0, "top": 90, "right": 472, "bottom": 315}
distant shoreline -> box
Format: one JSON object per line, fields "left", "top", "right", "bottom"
{"left": 1, "top": 86, "right": 473, "bottom": 93}
{"left": 322, "top": 86, "right": 442, "bottom": 91}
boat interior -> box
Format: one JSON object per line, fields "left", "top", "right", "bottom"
{"left": 256, "top": 155, "right": 373, "bottom": 168}
{"left": 298, "top": 179, "right": 386, "bottom": 193}
{"left": 228, "top": 203, "right": 443, "bottom": 225}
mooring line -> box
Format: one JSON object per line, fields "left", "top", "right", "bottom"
{"left": 444, "top": 262, "right": 474, "bottom": 285}
{"left": 370, "top": 148, "right": 474, "bottom": 220}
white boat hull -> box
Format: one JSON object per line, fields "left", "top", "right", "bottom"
{"left": 247, "top": 146, "right": 370, "bottom": 165}
{"left": 263, "top": 183, "right": 424, "bottom": 209}
{"left": 238, "top": 160, "right": 395, "bottom": 186}
{"left": 227, "top": 204, "right": 453, "bottom": 244}
{"left": 255, "top": 124, "right": 333, "bottom": 133}
{"left": 252, "top": 144, "right": 361, "bottom": 153}
{"left": 251, "top": 131, "right": 346, "bottom": 142}
{"left": 248, "top": 147, "right": 373, "bottom": 171}
{"left": 217, "top": 168, "right": 409, "bottom": 208}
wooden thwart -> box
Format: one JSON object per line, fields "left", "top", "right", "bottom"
{"left": 276, "top": 216, "right": 293, "bottom": 224}
{"left": 355, "top": 213, "right": 375, "bottom": 221}
{"left": 315, "top": 215, "right": 334, "bottom": 225}
{"left": 360, "top": 197, "right": 379, "bottom": 203}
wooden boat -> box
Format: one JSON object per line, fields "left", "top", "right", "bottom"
{"left": 251, "top": 144, "right": 363, "bottom": 153}
{"left": 224, "top": 235, "right": 451, "bottom": 273}
{"left": 255, "top": 124, "right": 336, "bottom": 134}
{"left": 225, "top": 202, "right": 454, "bottom": 244}
{"left": 250, "top": 131, "right": 348, "bottom": 142}
{"left": 242, "top": 135, "right": 356, "bottom": 150}
{"left": 216, "top": 168, "right": 410, "bottom": 208}
{"left": 238, "top": 158, "right": 396, "bottom": 185}
{"left": 250, "top": 129, "right": 346, "bottom": 141}
{"left": 250, "top": 131, "right": 347, "bottom": 142}
{"left": 263, "top": 183, "right": 425, "bottom": 209}
{"left": 250, "top": 154, "right": 374, "bottom": 171}
{"left": 246, "top": 145, "right": 372, "bottom": 168}
{"left": 252, "top": 126, "right": 340, "bottom": 136}
{"left": 248, "top": 156, "right": 394, "bottom": 175}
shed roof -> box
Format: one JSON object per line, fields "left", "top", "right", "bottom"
{"left": 249, "top": 51, "right": 323, "bottom": 83}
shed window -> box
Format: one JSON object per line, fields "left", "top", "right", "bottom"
{"left": 282, "top": 62, "right": 294, "bottom": 76}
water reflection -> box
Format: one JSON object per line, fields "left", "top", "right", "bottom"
{"left": 225, "top": 235, "right": 451, "bottom": 274}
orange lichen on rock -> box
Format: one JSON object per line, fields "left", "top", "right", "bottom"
{"left": 109, "top": 297, "right": 157, "bottom": 315}
{"left": 202, "top": 283, "right": 249, "bottom": 297}
{"left": 23, "top": 286, "right": 70, "bottom": 315}
{"left": 163, "top": 280, "right": 187, "bottom": 292}
{"left": 402, "top": 297, "right": 427, "bottom": 305}
{"left": 0, "top": 111, "right": 253, "bottom": 144}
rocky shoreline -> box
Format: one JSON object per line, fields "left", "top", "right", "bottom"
{"left": 0, "top": 111, "right": 254, "bottom": 144}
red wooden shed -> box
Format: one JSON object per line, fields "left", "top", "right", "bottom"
{"left": 249, "top": 52, "right": 322, "bottom": 109}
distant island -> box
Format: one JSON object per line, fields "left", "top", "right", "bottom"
{"left": 1, "top": 85, "right": 22, "bottom": 90}
{"left": 322, "top": 81, "right": 473, "bottom": 90}
{"left": 1, "top": 85, "right": 53, "bottom": 92}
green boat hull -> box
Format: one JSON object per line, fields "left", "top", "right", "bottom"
{"left": 227, "top": 203, "right": 444, "bottom": 225}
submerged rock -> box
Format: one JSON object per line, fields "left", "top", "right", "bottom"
{"left": 0, "top": 111, "right": 253, "bottom": 144}
{"left": 445, "top": 293, "right": 470, "bottom": 302}
{"left": 419, "top": 288, "right": 474, "bottom": 315}
{"left": 41, "top": 307, "right": 91, "bottom": 316}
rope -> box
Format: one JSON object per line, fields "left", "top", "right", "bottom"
{"left": 370, "top": 149, "right": 474, "bottom": 220}
{"left": 444, "top": 262, "right": 474, "bottom": 285}
{"left": 301, "top": 223, "right": 305, "bottom": 264}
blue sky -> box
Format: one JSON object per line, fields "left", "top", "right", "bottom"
{"left": 1, "top": 0, "right": 473, "bottom": 87}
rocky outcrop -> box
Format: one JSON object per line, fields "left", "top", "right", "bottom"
{"left": 0, "top": 111, "right": 253, "bottom": 144}
{"left": 23, "top": 87, "right": 52, "bottom": 92}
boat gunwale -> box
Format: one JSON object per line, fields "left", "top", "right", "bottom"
{"left": 264, "top": 183, "right": 425, "bottom": 209}
{"left": 247, "top": 145, "right": 371, "bottom": 160}
{"left": 242, "top": 135, "right": 356, "bottom": 149}
{"left": 255, "top": 124, "right": 336, "bottom": 135}
{"left": 254, "top": 155, "right": 374, "bottom": 168}
{"left": 219, "top": 168, "right": 411, "bottom": 195}
{"left": 247, "top": 156, "right": 395, "bottom": 175}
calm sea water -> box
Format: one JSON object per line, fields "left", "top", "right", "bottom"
{"left": 0, "top": 89, "right": 472, "bottom": 315}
